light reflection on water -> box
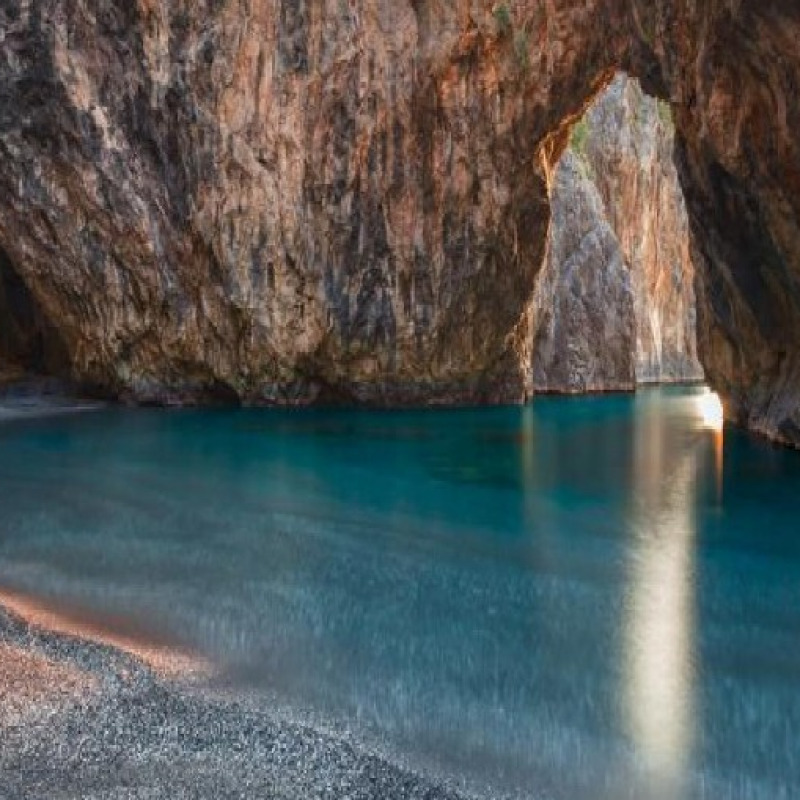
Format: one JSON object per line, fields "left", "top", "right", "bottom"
{"left": 0, "top": 386, "right": 799, "bottom": 799}
{"left": 625, "top": 391, "right": 700, "bottom": 799}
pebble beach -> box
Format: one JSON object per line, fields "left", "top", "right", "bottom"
{"left": 0, "top": 598, "right": 473, "bottom": 800}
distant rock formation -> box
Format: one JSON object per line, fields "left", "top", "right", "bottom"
{"left": 532, "top": 150, "right": 637, "bottom": 393}
{"left": 533, "top": 76, "right": 703, "bottom": 392}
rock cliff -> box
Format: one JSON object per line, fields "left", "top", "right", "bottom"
{"left": 532, "top": 150, "right": 637, "bottom": 393}
{"left": 0, "top": 2, "right": 798, "bottom": 443}
{"left": 532, "top": 75, "right": 702, "bottom": 393}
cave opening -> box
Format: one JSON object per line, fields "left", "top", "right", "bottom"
{"left": 532, "top": 74, "right": 705, "bottom": 395}
{"left": 0, "top": 244, "right": 71, "bottom": 384}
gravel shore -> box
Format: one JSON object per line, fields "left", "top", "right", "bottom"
{"left": 0, "top": 601, "right": 474, "bottom": 800}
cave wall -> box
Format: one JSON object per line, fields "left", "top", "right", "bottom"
{"left": 2, "top": 0, "right": 586, "bottom": 405}
{"left": 533, "top": 75, "right": 703, "bottom": 393}
{"left": 538, "top": 0, "right": 800, "bottom": 444}
{"left": 631, "top": 1, "right": 800, "bottom": 444}
{"left": 0, "top": 2, "right": 798, "bottom": 442}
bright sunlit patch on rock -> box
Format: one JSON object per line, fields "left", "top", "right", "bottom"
{"left": 697, "top": 390, "right": 724, "bottom": 432}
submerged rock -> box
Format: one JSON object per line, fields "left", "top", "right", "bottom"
{"left": 533, "top": 75, "right": 703, "bottom": 392}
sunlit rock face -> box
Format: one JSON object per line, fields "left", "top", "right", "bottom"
{"left": 0, "top": 2, "right": 798, "bottom": 442}
{"left": 532, "top": 150, "right": 637, "bottom": 392}
{"left": 1, "top": 0, "right": 573, "bottom": 406}
{"left": 581, "top": 76, "right": 703, "bottom": 386}
{"left": 533, "top": 75, "right": 703, "bottom": 392}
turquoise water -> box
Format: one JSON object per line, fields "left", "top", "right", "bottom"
{"left": 0, "top": 386, "right": 799, "bottom": 799}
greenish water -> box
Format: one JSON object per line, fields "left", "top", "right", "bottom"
{"left": 0, "top": 386, "right": 799, "bottom": 799}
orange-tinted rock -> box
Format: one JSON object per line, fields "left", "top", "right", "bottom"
{"left": 642, "top": 2, "right": 800, "bottom": 446}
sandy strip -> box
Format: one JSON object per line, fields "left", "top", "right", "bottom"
{"left": 0, "top": 592, "right": 478, "bottom": 800}
{"left": 0, "top": 586, "right": 212, "bottom": 680}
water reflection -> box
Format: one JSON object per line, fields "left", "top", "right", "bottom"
{"left": 697, "top": 389, "right": 725, "bottom": 502}
{"left": 624, "top": 392, "right": 718, "bottom": 797}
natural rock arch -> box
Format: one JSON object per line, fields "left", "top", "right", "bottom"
{"left": 0, "top": 1, "right": 798, "bottom": 443}
{"left": 533, "top": 74, "right": 703, "bottom": 394}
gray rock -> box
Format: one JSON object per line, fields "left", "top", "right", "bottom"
{"left": 532, "top": 151, "right": 636, "bottom": 392}
{"left": 533, "top": 76, "right": 703, "bottom": 392}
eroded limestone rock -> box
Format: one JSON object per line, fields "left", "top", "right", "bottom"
{"left": 532, "top": 150, "right": 636, "bottom": 393}
{"left": 533, "top": 75, "right": 702, "bottom": 392}
{"left": 0, "top": 2, "right": 798, "bottom": 443}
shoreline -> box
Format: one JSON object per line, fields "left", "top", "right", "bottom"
{"left": 0, "top": 586, "right": 211, "bottom": 680}
{"left": 0, "top": 591, "right": 481, "bottom": 800}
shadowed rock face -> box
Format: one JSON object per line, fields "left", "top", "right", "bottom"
{"left": 533, "top": 75, "right": 703, "bottom": 392}
{"left": 0, "top": 2, "right": 798, "bottom": 442}
{"left": 0, "top": 246, "right": 68, "bottom": 378}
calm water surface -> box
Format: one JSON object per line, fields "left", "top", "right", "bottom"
{"left": 0, "top": 386, "right": 799, "bottom": 799}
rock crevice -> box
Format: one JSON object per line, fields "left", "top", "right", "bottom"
{"left": 0, "top": 246, "right": 68, "bottom": 378}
